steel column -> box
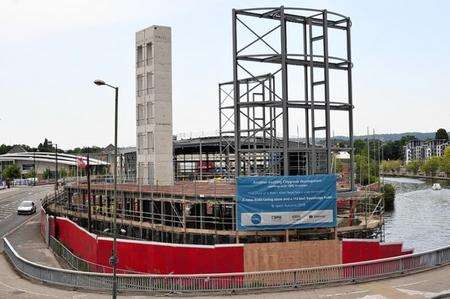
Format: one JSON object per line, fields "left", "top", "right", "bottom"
{"left": 280, "top": 6, "right": 289, "bottom": 175}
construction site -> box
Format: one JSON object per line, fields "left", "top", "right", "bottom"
{"left": 46, "top": 6, "right": 385, "bottom": 248}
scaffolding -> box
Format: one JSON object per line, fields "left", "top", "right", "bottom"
{"left": 218, "top": 6, "right": 354, "bottom": 190}
{"left": 48, "top": 177, "right": 384, "bottom": 245}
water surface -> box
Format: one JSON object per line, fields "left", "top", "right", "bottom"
{"left": 383, "top": 176, "right": 450, "bottom": 252}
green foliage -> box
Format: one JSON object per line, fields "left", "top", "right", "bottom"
{"left": 382, "top": 135, "right": 415, "bottom": 161}
{"left": 382, "top": 141, "right": 403, "bottom": 161}
{"left": 43, "top": 168, "right": 52, "bottom": 179}
{"left": 399, "top": 135, "right": 416, "bottom": 146}
{"left": 381, "top": 160, "right": 401, "bottom": 173}
{"left": 355, "top": 154, "right": 379, "bottom": 185}
{"left": 59, "top": 168, "right": 68, "bottom": 178}
{"left": 406, "top": 160, "right": 422, "bottom": 174}
{"left": 66, "top": 146, "right": 103, "bottom": 154}
{"left": 382, "top": 183, "right": 396, "bottom": 211}
{"left": 421, "top": 156, "right": 441, "bottom": 176}
{"left": 37, "top": 138, "right": 54, "bottom": 152}
{"left": 354, "top": 140, "right": 366, "bottom": 155}
{"left": 435, "top": 128, "right": 449, "bottom": 141}
{"left": 335, "top": 159, "right": 344, "bottom": 173}
{"left": 440, "top": 147, "right": 450, "bottom": 176}
{"left": 24, "top": 169, "right": 36, "bottom": 179}
{"left": 2, "top": 164, "right": 21, "bottom": 181}
{"left": 0, "top": 144, "right": 12, "bottom": 155}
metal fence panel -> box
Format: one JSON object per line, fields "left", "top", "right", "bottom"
{"left": 3, "top": 237, "right": 450, "bottom": 294}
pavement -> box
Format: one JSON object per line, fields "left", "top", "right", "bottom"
{"left": 1, "top": 186, "right": 450, "bottom": 298}
{"left": 6, "top": 216, "right": 62, "bottom": 268}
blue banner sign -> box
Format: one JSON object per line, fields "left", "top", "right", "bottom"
{"left": 236, "top": 174, "right": 337, "bottom": 231}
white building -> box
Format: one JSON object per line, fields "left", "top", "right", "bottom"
{"left": 0, "top": 151, "right": 108, "bottom": 179}
{"left": 135, "top": 25, "right": 174, "bottom": 186}
{"left": 404, "top": 139, "right": 448, "bottom": 162}
{"left": 437, "top": 142, "right": 449, "bottom": 157}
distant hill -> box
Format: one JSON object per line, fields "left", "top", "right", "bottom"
{"left": 334, "top": 131, "right": 442, "bottom": 142}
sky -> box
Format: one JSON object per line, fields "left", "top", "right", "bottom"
{"left": 0, "top": 0, "right": 449, "bottom": 150}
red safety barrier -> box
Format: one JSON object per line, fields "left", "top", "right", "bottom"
{"left": 50, "top": 218, "right": 411, "bottom": 275}
{"left": 53, "top": 217, "right": 244, "bottom": 274}
{"left": 55, "top": 218, "right": 98, "bottom": 265}
{"left": 343, "top": 239, "right": 412, "bottom": 264}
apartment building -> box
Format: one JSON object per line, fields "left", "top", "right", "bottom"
{"left": 404, "top": 139, "right": 448, "bottom": 162}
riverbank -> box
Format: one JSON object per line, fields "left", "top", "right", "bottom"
{"left": 381, "top": 172, "right": 450, "bottom": 181}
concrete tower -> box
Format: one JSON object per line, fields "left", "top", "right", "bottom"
{"left": 136, "top": 25, "right": 174, "bottom": 185}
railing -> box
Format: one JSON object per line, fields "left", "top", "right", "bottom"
{"left": 49, "top": 236, "right": 141, "bottom": 274}
{"left": 4, "top": 237, "right": 450, "bottom": 294}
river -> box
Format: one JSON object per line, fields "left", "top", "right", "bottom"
{"left": 383, "top": 176, "right": 450, "bottom": 252}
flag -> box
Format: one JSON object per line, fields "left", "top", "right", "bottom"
{"left": 77, "top": 157, "right": 87, "bottom": 169}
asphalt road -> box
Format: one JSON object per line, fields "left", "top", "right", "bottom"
{"left": 0, "top": 185, "right": 53, "bottom": 251}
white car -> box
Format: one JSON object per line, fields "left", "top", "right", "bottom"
{"left": 17, "top": 201, "right": 36, "bottom": 215}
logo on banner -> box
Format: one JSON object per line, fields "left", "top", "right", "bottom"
{"left": 251, "top": 214, "right": 261, "bottom": 225}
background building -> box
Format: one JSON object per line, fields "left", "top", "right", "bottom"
{"left": 136, "top": 25, "right": 174, "bottom": 186}
{"left": 404, "top": 139, "right": 448, "bottom": 162}
{"left": 0, "top": 150, "right": 108, "bottom": 179}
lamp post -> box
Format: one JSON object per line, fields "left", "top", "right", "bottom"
{"left": 55, "top": 144, "right": 58, "bottom": 202}
{"left": 94, "top": 79, "right": 119, "bottom": 299}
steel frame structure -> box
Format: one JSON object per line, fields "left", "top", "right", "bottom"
{"left": 219, "top": 74, "right": 285, "bottom": 177}
{"left": 225, "top": 6, "right": 354, "bottom": 190}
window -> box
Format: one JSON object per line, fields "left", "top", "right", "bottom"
{"left": 136, "top": 75, "right": 144, "bottom": 96}
{"left": 146, "top": 42, "right": 153, "bottom": 64}
{"left": 136, "top": 46, "right": 143, "bottom": 67}
{"left": 146, "top": 72, "right": 153, "bottom": 91}
{"left": 146, "top": 102, "right": 153, "bottom": 120}
{"left": 138, "top": 134, "right": 145, "bottom": 153}
{"left": 137, "top": 104, "right": 145, "bottom": 123}
{"left": 147, "top": 132, "right": 154, "bottom": 149}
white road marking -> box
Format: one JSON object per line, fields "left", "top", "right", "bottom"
{"left": 1, "top": 211, "right": 40, "bottom": 238}
{"left": 357, "top": 296, "right": 387, "bottom": 299}
{"left": 320, "top": 290, "right": 370, "bottom": 297}
{"left": 396, "top": 287, "right": 450, "bottom": 298}
{"left": 393, "top": 279, "right": 429, "bottom": 288}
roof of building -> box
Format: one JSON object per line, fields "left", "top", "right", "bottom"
{"left": 0, "top": 152, "right": 109, "bottom": 166}
{"left": 7, "top": 145, "right": 27, "bottom": 154}
{"left": 335, "top": 151, "right": 350, "bottom": 160}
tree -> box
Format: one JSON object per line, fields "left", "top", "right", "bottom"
{"left": 43, "top": 168, "right": 52, "bottom": 179}
{"left": 354, "top": 140, "right": 367, "bottom": 155}
{"left": 406, "top": 160, "right": 422, "bottom": 174}
{"left": 25, "top": 169, "right": 36, "bottom": 179}
{"left": 435, "top": 128, "right": 449, "bottom": 141}
{"left": 382, "top": 184, "right": 396, "bottom": 211}
{"left": 382, "top": 141, "right": 402, "bottom": 160}
{"left": 399, "top": 135, "right": 416, "bottom": 146}
{"left": 381, "top": 160, "right": 391, "bottom": 173}
{"left": 336, "top": 159, "right": 344, "bottom": 173}
{"left": 2, "top": 164, "right": 21, "bottom": 181}
{"left": 0, "top": 144, "right": 12, "bottom": 155}
{"left": 382, "top": 135, "right": 416, "bottom": 161}
{"left": 440, "top": 147, "right": 450, "bottom": 176}
{"left": 355, "top": 154, "right": 379, "bottom": 185}
{"left": 381, "top": 160, "right": 401, "bottom": 173}
{"left": 59, "top": 168, "right": 68, "bottom": 178}
{"left": 421, "top": 156, "right": 441, "bottom": 176}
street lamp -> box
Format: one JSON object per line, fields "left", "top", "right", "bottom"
{"left": 94, "top": 79, "right": 119, "bottom": 299}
